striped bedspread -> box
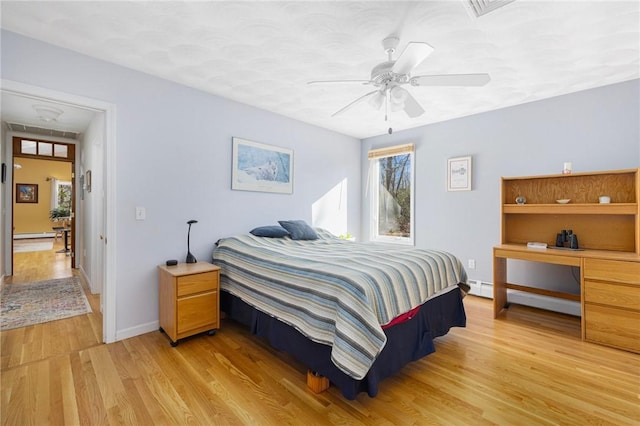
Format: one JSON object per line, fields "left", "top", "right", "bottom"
{"left": 212, "top": 229, "right": 467, "bottom": 380}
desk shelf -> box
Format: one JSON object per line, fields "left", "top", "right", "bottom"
{"left": 503, "top": 203, "right": 637, "bottom": 215}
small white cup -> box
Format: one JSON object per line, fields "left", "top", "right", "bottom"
{"left": 599, "top": 195, "right": 611, "bottom": 204}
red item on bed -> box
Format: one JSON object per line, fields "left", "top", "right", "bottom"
{"left": 382, "top": 305, "right": 422, "bottom": 329}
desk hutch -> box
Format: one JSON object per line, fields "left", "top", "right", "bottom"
{"left": 493, "top": 168, "right": 639, "bottom": 353}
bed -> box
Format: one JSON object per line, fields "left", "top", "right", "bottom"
{"left": 212, "top": 227, "right": 468, "bottom": 399}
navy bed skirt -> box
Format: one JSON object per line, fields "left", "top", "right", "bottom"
{"left": 220, "top": 288, "right": 466, "bottom": 399}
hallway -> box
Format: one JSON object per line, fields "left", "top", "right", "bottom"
{"left": 1, "top": 238, "right": 102, "bottom": 370}
{"left": 10, "top": 237, "right": 73, "bottom": 284}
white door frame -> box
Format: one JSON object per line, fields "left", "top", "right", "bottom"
{"left": 1, "top": 79, "right": 117, "bottom": 343}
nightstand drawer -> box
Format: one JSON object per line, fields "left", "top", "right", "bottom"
{"left": 584, "top": 280, "right": 640, "bottom": 310}
{"left": 177, "top": 271, "right": 218, "bottom": 296}
{"left": 177, "top": 292, "right": 218, "bottom": 333}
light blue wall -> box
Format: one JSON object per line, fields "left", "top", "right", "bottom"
{"left": 3, "top": 28, "right": 638, "bottom": 331}
{"left": 1, "top": 31, "right": 361, "bottom": 335}
{"left": 362, "top": 79, "right": 640, "bottom": 294}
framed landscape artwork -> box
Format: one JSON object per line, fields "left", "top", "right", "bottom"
{"left": 16, "top": 183, "right": 38, "bottom": 203}
{"left": 231, "top": 137, "right": 293, "bottom": 194}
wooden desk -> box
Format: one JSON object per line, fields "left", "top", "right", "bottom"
{"left": 493, "top": 244, "right": 640, "bottom": 353}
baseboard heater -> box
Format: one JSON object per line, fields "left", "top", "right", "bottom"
{"left": 468, "top": 279, "right": 580, "bottom": 317}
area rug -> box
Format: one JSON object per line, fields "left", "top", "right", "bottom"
{"left": 0, "top": 277, "right": 92, "bottom": 330}
{"left": 13, "top": 239, "right": 54, "bottom": 253}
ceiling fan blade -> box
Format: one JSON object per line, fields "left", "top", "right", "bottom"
{"left": 307, "top": 79, "right": 372, "bottom": 85}
{"left": 400, "top": 90, "right": 425, "bottom": 118}
{"left": 392, "top": 42, "right": 434, "bottom": 75}
{"left": 331, "top": 90, "right": 379, "bottom": 117}
{"left": 410, "top": 73, "right": 491, "bottom": 87}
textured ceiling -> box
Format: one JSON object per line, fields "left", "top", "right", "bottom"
{"left": 1, "top": 1, "right": 639, "bottom": 139}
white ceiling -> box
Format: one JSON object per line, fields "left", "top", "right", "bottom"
{"left": 1, "top": 1, "right": 639, "bottom": 139}
{"left": 1, "top": 91, "right": 97, "bottom": 139}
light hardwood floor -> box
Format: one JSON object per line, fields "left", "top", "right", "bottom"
{"left": 2, "top": 246, "right": 639, "bottom": 425}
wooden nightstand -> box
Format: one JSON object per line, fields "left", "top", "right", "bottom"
{"left": 158, "top": 262, "right": 220, "bottom": 346}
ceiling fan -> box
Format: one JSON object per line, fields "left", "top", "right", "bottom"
{"left": 308, "top": 36, "right": 490, "bottom": 121}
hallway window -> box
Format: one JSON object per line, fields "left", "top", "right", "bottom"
{"left": 15, "top": 138, "right": 73, "bottom": 160}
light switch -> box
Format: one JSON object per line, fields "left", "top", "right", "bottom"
{"left": 135, "top": 207, "right": 146, "bottom": 220}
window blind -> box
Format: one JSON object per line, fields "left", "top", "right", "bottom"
{"left": 367, "top": 143, "right": 414, "bottom": 160}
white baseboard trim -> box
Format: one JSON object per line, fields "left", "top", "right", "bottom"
{"left": 468, "top": 280, "right": 493, "bottom": 298}
{"left": 116, "top": 321, "right": 159, "bottom": 341}
{"left": 467, "top": 279, "right": 581, "bottom": 317}
{"left": 78, "top": 265, "right": 101, "bottom": 295}
{"left": 79, "top": 266, "right": 91, "bottom": 289}
{"left": 14, "top": 233, "right": 55, "bottom": 239}
{"left": 508, "top": 290, "right": 581, "bottom": 316}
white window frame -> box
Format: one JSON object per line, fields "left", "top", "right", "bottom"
{"left": 54, "top": 180, "right": 72, "bottom": 210}
{"left": 369, "top": 146, "right": 415, "bottom": 245}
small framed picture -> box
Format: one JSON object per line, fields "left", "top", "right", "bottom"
{"left": 16, "top": 183, "right": 38, "bottom": 203}
{"left": 86, "top": 170, "right": 92, "bottom": 192}
{"left": 447, "top": 156, "right": 472, "bottom": 191}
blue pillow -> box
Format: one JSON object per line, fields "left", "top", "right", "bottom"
{"left": 250, "top": 225, "right": 290, "bottom": 238}
{"left": 278, "top": 220, "right": 318, "bottom": 240}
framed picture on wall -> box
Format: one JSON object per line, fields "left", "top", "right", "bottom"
{"left": 16, "top": 183, "right": 38, "bottom": 203}
{"left": 447, "top": 156, "right": 472, "bottom": 191}
{"left": 86, "top": 170, "right": 92, "bottom": 192}
{"left": 231, "top": 137, "right": 293, "bottom": 194}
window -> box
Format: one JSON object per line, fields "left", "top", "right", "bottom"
{"left": 21, "top": 140, "right": 37, "bottom": 155}
{"left": 15, "top": 137, "right": 74, "bottom": 160}
{"left": 55, "top": 181, "right": 72, "bottom": 210}
{"left": 369, "top": 144, "right": 415, "bottom": 245}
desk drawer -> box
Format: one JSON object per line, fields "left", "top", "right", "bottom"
{"left": 584, "top": 304, "right": 640, "bottom": 353}
{"left": 177, "top": 271, "right": 218, "bottom": 296}
{"left": 584, "top": 280, "right": 640, "bottom": 310}
{"left": 583, "top": 259, "right": 640, "bottom": 285}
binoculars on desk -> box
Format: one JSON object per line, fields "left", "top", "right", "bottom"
{"left": 556, "top": 229, "right": 579, "bottom": 249}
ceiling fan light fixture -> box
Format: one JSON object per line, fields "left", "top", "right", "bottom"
{"left": 390, "top": 86, "right": 408, "bottom": 103}
{"left": 389, "top": 86, "right": 408, "bottom": 112}
{"left": 368, "top": 91, "right": 385, "bottom": 110}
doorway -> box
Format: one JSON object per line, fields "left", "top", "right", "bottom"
{"left": 2, "top": 80, "right": 116, "bottom": 343}
{"left": 12, "top": 138, "right": 76, "bottom": 272}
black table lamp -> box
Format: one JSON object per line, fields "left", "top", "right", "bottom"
{"left": 186, "top": 219, "right": 198, "bottom": 263}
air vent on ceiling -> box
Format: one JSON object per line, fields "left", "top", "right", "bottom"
{"left": 467, "top": 0, "right": 516, "bottom": 17}
{"left": 4, "top": 122, "right": 81, "bottom": 140}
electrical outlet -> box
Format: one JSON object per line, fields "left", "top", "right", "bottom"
{"left": 468, "top": 259, "right": 476, "bottom": 269}
{"left": 135, "top": 206, "right": 146, "bottom": 220}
